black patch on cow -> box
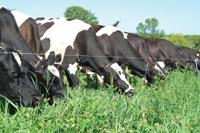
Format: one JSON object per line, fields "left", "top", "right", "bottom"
{"left": 41, "top": 38, "right": 51, "bottom": 52}
{"left": 56, "top": 54, "right": 62, "bottom": 62}
{"left": 63, "top": 45, "right": 77, "bottom": 67}
{"left": 35, "top": 17, "right": 45, "bottom": 21}
{"left": 40, "top": 51, "right": 58, "bottom": 68}
{"left": 47, "top": 51, "right": 56, "bottom": 64}
{"left": 66, "top": 18, "right": 74, "bottom": 21}
{"left": 38, "top": 22, "right": 54, "bottom": 37}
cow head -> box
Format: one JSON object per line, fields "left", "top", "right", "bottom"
{"left": 0, "top": 47, "right": 42, "bottom": 106}
{"left": 46, "top": 65, "right": 70, "bottom": 105}
{"left": 103, "top": 63, "right": 136, "bottom": 96}
{"left": 34, "top": 52, "right": 70, "bottom": 104}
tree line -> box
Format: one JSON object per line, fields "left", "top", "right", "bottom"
{"left": 64, "top": 6, "right": 200, "bottom": 50}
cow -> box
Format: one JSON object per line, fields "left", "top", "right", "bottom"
{"left": 35, "top": 17, "right": 136, "bottom": 96}
{"left": 126, "top": 33, "right": 165, "bottom": 74}
{"left": 0, "top": 45, "right": 42, "bottom": 106}
{"left": 0, "top": 7, "right": 69, "bottom": 104}
{"left": 145, "top": 39, "right": 200, "bottom": 71}
{"left": 95, "top": 26, "right": 163, "bottom": 84}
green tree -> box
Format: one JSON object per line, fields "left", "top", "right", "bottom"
{"left": 163, "top": 34, "right": 193, "bottom": 48}
{"left": 136, "top": 18, "right": 165, "bottom": 39}
{"left": 64, "top": 6, "right": 99, "bottom": 25}
{"left": 184, "top": 35, "right": 200, "bottom": 50}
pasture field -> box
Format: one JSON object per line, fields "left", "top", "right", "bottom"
{"left": 0, "top": 69, "right": 200, "bottom": 132}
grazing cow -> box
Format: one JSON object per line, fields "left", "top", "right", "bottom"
{"left": 0, "top": 7, "right": 69, "bottom": 104}
{"left": 145, "top": 39, "right": 199, "bottom": 71}
{"left": 35, "top": 18, "right": 136, "bottom": 96}
{"left": 95, "top": 26, "right": 161, "bottom": 84}
{"left": 0, "top": 45, "right": 42, "bottom": 106}
{"left": 126, "top": 33, "right": 164, "bottom": 73}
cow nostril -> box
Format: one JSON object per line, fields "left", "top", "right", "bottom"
{"left": 33, "top": 96, "right": 42, "bottom": 106}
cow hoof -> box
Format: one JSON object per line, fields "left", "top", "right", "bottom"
{"left": 125, "top": 89, "right": 136, "bottom": 97}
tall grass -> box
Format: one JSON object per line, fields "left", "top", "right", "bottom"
{"left": 0, "top": 69, "right": 200, "bottom": 132}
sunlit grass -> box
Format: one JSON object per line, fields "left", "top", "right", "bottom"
{"left": 0, "top": 69, "right": 200, "bottom": 132}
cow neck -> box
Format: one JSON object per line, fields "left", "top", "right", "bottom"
{"left": 4, "top": 29, "right": 40, "bottom": 67}
{"left": 0, "top": 15, "right": 40, "bottom": 69}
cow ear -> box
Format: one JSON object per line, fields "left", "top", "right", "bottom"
{"left": 47, "top": 65, "right": 60, "bottom": 77}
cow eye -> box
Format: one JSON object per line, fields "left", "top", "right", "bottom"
{"left": 10, "top": 69, "right": 19, "bottom": 77}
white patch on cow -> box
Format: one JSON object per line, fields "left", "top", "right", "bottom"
{"left": 37, "top": 55, "right": 44, "bottom": 60}
{"left": 96, "top": 26, "right": 127, "bottom": 39}
{"left": 68, "top": 62, "right": 78, "bottom": 75}
{"left": 155, "top": 61, "right": 165, "bottom": 70}
{"left": 36, "top": 17, "right": 66, "bottom": 25}
{"left": 41, "top": 19, "right": 91, "bottom": 64}
{"left": 47, "top": 65, "right": 60, "bottom": 78}
{"left": 110, "top": 63, "right": 134, "bottom": 92}
{"left": 85, "top": 69, "right": 104, "bottom": 85}
{"left": 11, "top": 11, "right": 31, "bottom": 27}
{"left": 36, "top": 17, "right": 54, "bottom": 25}
{"left": 155, "top": 61, "right": 166, "bottom": 76}
{"left": 12, "top": 52, "right": 21, "bottom": 67}
{"left": 97, "top": 75, "right": 104, "bottom": 85}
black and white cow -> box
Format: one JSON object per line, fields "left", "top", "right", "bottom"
{"left": 95, "top": 26, "right": 162, "bottom": 84}
{"left": 0, "top": 45, "right": 42, "bottom": 106}
{"left": 125, "top": 33, "right": 165, "bottom": 75}
{"left": 0, "top": 7, "right": 69, "bottom": 104}
{"left": 145, "top": 39, "right": 199, "bottom": 71}
{"left": 35, "top": 18, "right": 136, "bottom": 96}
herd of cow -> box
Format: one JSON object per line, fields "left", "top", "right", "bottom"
{"left": 0, "top": 6, "right": 199, "bottom": 107}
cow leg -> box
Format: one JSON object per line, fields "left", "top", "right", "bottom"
{"left": 64, "top": 61, "right": 79, "bottom": 88}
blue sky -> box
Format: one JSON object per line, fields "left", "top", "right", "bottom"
{"left": 1, "top": 0, "right": 200, "bottom": 35}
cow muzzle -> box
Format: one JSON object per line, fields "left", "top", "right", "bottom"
{"left": 32, "top": 95, "right": 43, "bottom": 106}
{"left": 125, "top": 88, "right": 136, "bottom": 96}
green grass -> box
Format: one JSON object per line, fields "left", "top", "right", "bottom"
{"left": 0, "top": 69, "right": 200, "bottom": 132}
